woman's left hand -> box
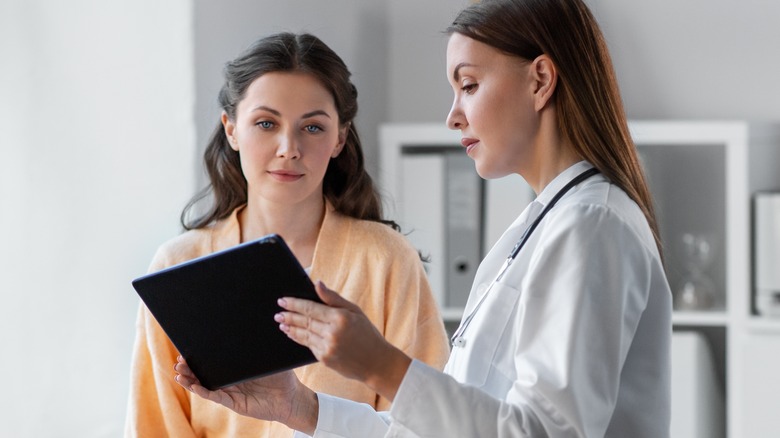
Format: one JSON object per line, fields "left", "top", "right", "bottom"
{"left": 276, "top": 281, "right": 412, "bottom": 401}
{"left": 173, "top": 356, "right": 319, "bottom": 434}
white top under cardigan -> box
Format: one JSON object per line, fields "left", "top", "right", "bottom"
{"left": 296, "top": 161, "right": 672, "bottom": 438}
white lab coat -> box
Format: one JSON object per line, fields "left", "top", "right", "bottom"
{"left": 301, "top": 161, "right": 672, "bottom": 438}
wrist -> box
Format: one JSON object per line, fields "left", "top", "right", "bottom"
{"left": 285, "top": 386, "right": 319, "bottom": 435}
{"left": 365, "top": 345, "right": 412, "bottom": 402}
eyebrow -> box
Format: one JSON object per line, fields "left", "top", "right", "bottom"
{"left": 301, "top": 110, "right": 331, "bottom": 119}
{"left": 250, "top": 105, "right": 332, "bottom": 119}
{"left": 452, "top": 62, "right": 475, "bottom": 82}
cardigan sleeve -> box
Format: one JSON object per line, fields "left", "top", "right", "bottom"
{"left": 124, "top": 248, "right": 197, "bottom": 438}
{"left": 373, "top": 238, "right": 451, "bottom": 411}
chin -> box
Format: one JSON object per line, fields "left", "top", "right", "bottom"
{"left": 475, "top": 164, "right": 509, "bottom": 180}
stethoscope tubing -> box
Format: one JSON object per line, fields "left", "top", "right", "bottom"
{"left": 450, "top": 167, "right": 601, "bottom": 347}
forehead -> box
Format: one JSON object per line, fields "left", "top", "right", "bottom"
{"left": 446, "top": 33, "right": 528, "bottom": 81}
{"left": 447, "top": 34, "right": 500, "bottom": 74}
{"left": 241, "top": 71, "right": 336, "bottom": 112}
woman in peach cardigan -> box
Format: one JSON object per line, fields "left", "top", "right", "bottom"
{"left": 125, "top": 32, "right": 449, "bottom": 438}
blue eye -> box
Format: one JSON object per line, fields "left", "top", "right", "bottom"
{"left": 256, "top": 120, "right": 274, "bottom": 129}
{"left": 305, "top": 125, "right": 323, "bottom": 133}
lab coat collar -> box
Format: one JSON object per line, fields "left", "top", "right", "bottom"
{"left": 534, "top": 161, "right": 595, "bottom": 210}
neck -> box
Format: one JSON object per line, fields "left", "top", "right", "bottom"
{"left": 522, "top": 108, "right": 581, "bottom": 194}
{"left": 239, "top": 195, "right": 326, "bottom": 267}
{"left": 529, "top": 146, "right": 581, "bottom": 194}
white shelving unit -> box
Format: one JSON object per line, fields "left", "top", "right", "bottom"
{"left": 633, "top": 121, "right": 780, "bottom": 438}
{"left": 379, "top": 123, "right": 534, "bottom": 328}
{"left": 379, "top": 121, "right": 780, "bottom": 438}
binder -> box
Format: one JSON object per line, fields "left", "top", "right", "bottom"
{"left": 400, "top": 151, "right": 446, "bottom": 307}
{"left": 444, "top": 150, "right": 482, "bottom": 308}
{"left": 483, "top": 174, "right": 534, "bottom": 252}
{"left": 399, "top": 146, "right": 484, "bottom": 312}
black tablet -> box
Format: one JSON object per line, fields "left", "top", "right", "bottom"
{"left": 131, "top": 234, "right": 322, "bottom": 390}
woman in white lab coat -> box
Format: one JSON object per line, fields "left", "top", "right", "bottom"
{"left": 173, "top": 0, "right": 672, "bottom": 436}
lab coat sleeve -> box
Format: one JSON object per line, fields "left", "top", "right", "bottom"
{"left": 292, "top": 394, "right": 393, "bottom": 438}
{"left": 387, "top": 203, "right": 655, "bottom": 437}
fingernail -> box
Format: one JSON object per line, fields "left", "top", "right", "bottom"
{"left": 279, "top": 323, "right": 289, "bottom": 333}
{"left": 278, "top": 298, "right": 287, "bottom": 307}
{"left": 274, "top": 313, "right": 284, "bottom": 322}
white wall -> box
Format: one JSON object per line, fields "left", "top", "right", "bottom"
{"left": 591, "top": 0, "right": 780, "bottom": 120}
{"left": 0, "top": 1, "right": 195, "bottom": 436}
{"left": 385, "top": 0, "right": 469, "bottom": 125}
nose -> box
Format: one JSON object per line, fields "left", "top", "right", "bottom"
{"left": 276, "top": 131, "right": 300, "bottom": 159}
{"left": 446, "top": 98, "right": 465, "bottom": 130}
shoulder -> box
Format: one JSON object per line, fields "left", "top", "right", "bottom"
{"left": 325, "top": 211, "right": 420, "bottom": 264}
{"left": 342, "top": 215, "right": 417, "bottom": 256}
{"left": 150, "top": 208, "right": 243, "bottom": 272}
{"left": 148, "top": 227, "right": 214, "bottom": 272}
{"left": 548, "top": 179, "right": 658, "bottom": 257}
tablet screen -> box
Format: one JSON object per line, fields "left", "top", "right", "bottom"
{"left": 132, "top": 234, "right": 322, "bottom": 390}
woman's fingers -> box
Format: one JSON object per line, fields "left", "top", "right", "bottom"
{"left": 174, "top": 358, "right": 238, "bottom": 407}
{"left": 174, "top": 356, "right": 198, "bottom": 387}
{"left": 275, "top": 308, "right": 329, "bottom": 332}
{"left": 175, "top": 356, "right": 194, "bottom": 375}
{"left": 278, "top": 281, "right": 358, "bottom": 317}
{"left": 280, "top": 320, "right": 326, "bottom": 351}
{"left": 275, "top": 280, "right": 395, "bottom": 382}
{"left": 173, "top": 356, "right": 214, "bottom": 399}
{"left": 314, "top": 280, "right": 360, "bottom": 310}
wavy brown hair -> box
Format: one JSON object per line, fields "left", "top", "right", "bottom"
{"left": 182, "top": 32, "right": 397, "bottom": 231}
{"left": 447, "top": 0, "right": 662, "bottom": 255}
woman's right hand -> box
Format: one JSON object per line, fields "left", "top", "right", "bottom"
{"left": 174, "top": 356, "right": 319, "bottom": 435}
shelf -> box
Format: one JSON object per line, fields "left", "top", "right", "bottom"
{"left": 441, "top": 307, "right": 464, "bottom": 322}
{"left": 672, "top": 310, "right": 729, "bottom": 327}
{"left": 746, "top": 316, "right": 780, "bottom": 334}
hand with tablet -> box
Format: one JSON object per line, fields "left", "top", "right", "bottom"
{"left": 172, "top": 277, "right": 406, "bottom": 437}
{"left": 173, "top": 356, "right": 318, "bottom": 435}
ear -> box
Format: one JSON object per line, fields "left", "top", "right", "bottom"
{"left": 332, "top": 122, "right": 350, "bottom": 158}
{"left": 221, "top": 112, "right": 239, "bottom": 151}
{"left": 530, "top": 54, "right": 558, "bottom": 112}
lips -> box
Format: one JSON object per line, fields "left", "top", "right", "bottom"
{"left": 268, "top": 170, "right": 304, "bottom": 182}
{"left": 460, "top": 137, "right": 479, "bottom": 155}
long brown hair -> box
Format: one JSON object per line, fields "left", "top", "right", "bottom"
{"left": 182, "top": 32, "right": 397, "bottom": 231}
{"left": 447, "top": 0, "right": 662, "bottom": 255}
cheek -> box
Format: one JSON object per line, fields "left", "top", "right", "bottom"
{"left": 311, "top": 148, "right": 336, "bottom": 173}
{"left": 237, "top": 146, "right": 270, "bottom": 175}
{"left": 305, "top": 134, "right": 341, "bottom": 158}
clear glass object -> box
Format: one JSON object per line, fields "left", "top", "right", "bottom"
{"left": 674, "top": 233, "right": 716, "bottom": 311}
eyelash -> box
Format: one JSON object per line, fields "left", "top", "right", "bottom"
{"left": 304, "top": 124, "right": 324, "bottom": 134}
{"left": 254, "top": 121, "right": 324, "bottom": 133}
{"left": 461, "top": 83, "right": 478, "bottom": 94}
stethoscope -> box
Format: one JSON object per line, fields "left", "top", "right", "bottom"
{"left": 450, "top": 167, "right": 601, "bottom": 348}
